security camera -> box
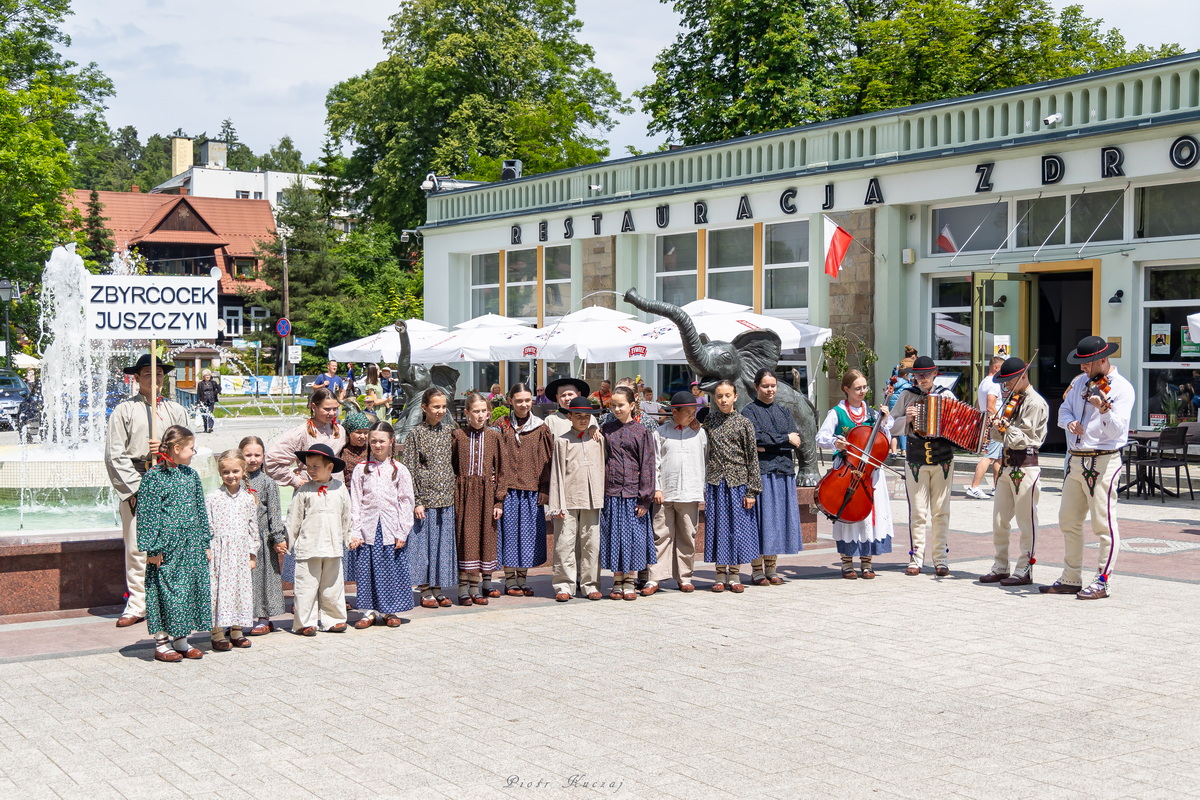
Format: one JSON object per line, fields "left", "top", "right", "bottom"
{"left": 1043, "top": 113, "right": 1063, "bottom": 126}
{"left": 420, "top": 172, "right": 437, "bottom": 191}
{"left": 588, "top": 184, "right": 602, "bottom": 191}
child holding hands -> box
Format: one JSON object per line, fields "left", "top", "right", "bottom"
{"left": 240, "top": 436, "right": 287, "bottom": 634}
{"left": 451, "top": 393, "right": 505, "bottom": 605}
{"left": 205, "top": 450, "right": 259, "bottom": 651}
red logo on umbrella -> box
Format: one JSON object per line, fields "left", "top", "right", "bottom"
{"left": 522, "top": 345, "right": 538, "bottom": 357}
{"left": 629, "top": 345, "right": 648, "bottom": 358}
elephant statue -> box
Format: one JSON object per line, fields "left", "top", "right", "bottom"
{"left": 623, "top": 288, "right": 821, "bottom": 486}
{"left": 392, "top": 320, "right": 458, "bottom": 442}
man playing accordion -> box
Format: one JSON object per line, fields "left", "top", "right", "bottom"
{"left": 891, "top": 356, "right": 957, "bottom": 577}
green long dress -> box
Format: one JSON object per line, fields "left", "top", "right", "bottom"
{"left": 138, "top": 462, "right": 213, "bottom": 637}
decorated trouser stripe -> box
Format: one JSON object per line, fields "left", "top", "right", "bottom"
{"left": 904, "top": 462, "right": 952, "bottom": 567}
{"left": 991, "top": 466, "right": 1040, "bottom": 576}
{"left": 1058, "top": 453, "right": 1122, "bottom": 586}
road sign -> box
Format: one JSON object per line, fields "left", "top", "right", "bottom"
{"left": 275, "top": 318, "right": 291, "bottom": 337}
{"left": 294, "top": 337, "right": 317, "bottom": 347}
{"left": 287, "top": 345, "right": 302, "bottom": 364}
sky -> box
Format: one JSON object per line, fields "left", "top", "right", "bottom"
{"left": 60, "top": 0, "right": 1200, "bottom": 168}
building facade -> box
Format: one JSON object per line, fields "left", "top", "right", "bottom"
{"left": 421, "top": 53, "right": 1200, "bottom": 445}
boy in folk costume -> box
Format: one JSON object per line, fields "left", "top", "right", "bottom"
{"left": 1044, "top": 335, "right": 1134, "bottom": 600}
{"left": 548, "top": 397, "right": 606, "bottom": 602}
{"left": 979, "top": 357, "right": 1049, "bottom": 587}
{"left": 890, "top": 356, "right": 957, "bottom": 576}
{"left": 286, "top": 444, "right": 357, "bottom": 635}
{"left": 640, "top": 391, "right": 707, "bottom": 595}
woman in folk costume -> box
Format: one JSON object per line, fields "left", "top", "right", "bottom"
{"left": 350, "top": 421, "right": 416, "bottom": 627}
{"left": 599, "top": 386, "right": 657, "bottom": 600}
{"left": 339, "top": 412, "right": 373, "bottom": 589}
{"left": 815, "top": 369, "right": 894, "bottom": 579}
{"left": 702, "top": 380, "right": 762, "bottom": 592}
{"left": 401, "top": 387, "right": 459, "bottom": 608}
{"left": 451, "top": 393, "right": 505, "bottom": 605}
{"left": 495, "top": 383, "right": 553, "bottom": 597}
{"left": 205, "top": 450, "right": 259, "bottom": 651}
{"left": 740, "top": 368, "right": 803, "bottom": 585}
{"left": 239, "top": 436, "right": 286, "bottom": 635}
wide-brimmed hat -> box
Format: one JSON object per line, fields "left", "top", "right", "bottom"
{"left": 995, "top": 357, "right": 1029, "bottom": 383}
{"left": 565, "top": 396, "right": 601, "bottom": 414}
{"left": 668, "top": 390, "right": 702, "bottom": 409}
{"left": 294, "top": 443, "right": 346, "bottom": 475}
{"left": 546, "top": 377, "right": 590, "bottom": 401}
{"left": 123, "top": 353, "right": 175, "bottom": 375}
{"left": 1068, "top": 335, "right": 1119, "bottom": 364}
{"left": 910, "top": 356, "right": 937, "bottom": 373}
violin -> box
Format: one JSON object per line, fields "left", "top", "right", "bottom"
{"left": 994, "top": 392, "right": 1025, "bottom": 434}
{"left": 816, "top": 406, "right": 891, "bottom": 524}
{"left": 1083, "top": 374, "right": 1112, "bottom": 412}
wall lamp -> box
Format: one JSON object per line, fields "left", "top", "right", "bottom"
{"left": 400, "top": 229, "right": 422, "bottom": 243}
{"left": 1108, "top": 290, "right": 1124, "bottom": 306}
{"left": 992, "top": 294, "right": 1007, "bottom": 309}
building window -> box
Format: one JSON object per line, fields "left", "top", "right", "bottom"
{"left": 253, "top": 191, "right": 263, "bottom": 200}
{"left": 765, "top": 220, "right": 809, "bottom": 310}
{"left": 931, "top": 202, "right": 1008, "bottom": 254}
{"left": 235, "top": 190, "right": 250, "bottom": 199}
{"left": 232, "top": 259, "right": 256, "bottom": 280}
{"left": 223, "top": 306, "right": 243, "bottom": 336}
{"left": 930, "top": 274, "right": 972, "bottom": 365}
{"left": 544, "top": 361, "right": 571, "bottom": 391}
{"left": 247, "top": 306, "right": 269, "bottom": 333}
{"left": 1142, "top": 265, "right": 1200, "bottom": 426}
{"left": 506, "top": 249, "right": 537, "bottom": 320}
{"left": 275, "top": 191, "right": 283, "bottom": 205}
{"left": 656, "top": 232, "right": 697, "bottom": 307}
{"left": 707, "top": 226, "right": 753, "bottom": 306}
{"left": 1015, "top": 196, "right": 1066, "bottom": 248}
{"left": 1135, "top": 181, "right": 1200, "bottom": 239}
{"left": 1070, "top": 189, "right": 1124, "bottom": 243}
{"left": 544, "top": 245, "right": 572, "bottom": 318}
{"left": 470, "top": 253, "right": 500, "bottom": 318}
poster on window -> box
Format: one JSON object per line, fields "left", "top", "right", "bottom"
{"left": 992, "top": 335, "right": 1011, "bottom": 358}
{"left": 1150, "top": 323, "right": 1171, "bottom": 355}
{"left": 1181, "top": 326, "right": 1200, "bottom": 358}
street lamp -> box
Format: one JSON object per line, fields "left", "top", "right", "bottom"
{"left": 0, "top": 279, "right": 12, "bottom": 371}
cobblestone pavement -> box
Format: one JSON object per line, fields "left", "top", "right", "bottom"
{"left": 3, "top": 434, "right": 1200, "bottom": 798}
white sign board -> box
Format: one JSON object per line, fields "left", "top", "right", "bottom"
{"left": 0, "top": 341, "right": 5, "bottom": 357}
{"left": 287, "top": 345, "right": 302, "bottom": 364}
{"left": 85, "top": 275, "right": 219, "bottom": 339}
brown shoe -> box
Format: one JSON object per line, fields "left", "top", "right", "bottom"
{"left": 711, "top": 582, "right": 726, "bottom": 593}
{"left": 609, "top": 589, "right": 623, "bottom": 601}
{"left": 486, "top": 588, "right": 502, "bottom": 599}
{"left": 1039, "top": 582, "right": 1083, "bottom": 595}
{"left": 768, "top": 575, "right": 783, "bottom": 585}
{"left": 420, "top": 596, "right": 439, "bottom": 609}
{"left": 115, "top": 615, "right": 144, "bottom": 628}
{"left": 248, "top": 621, "right": 273, "bottom": 636}
{"left": 211, "top": 639, "right": 233, "bottom": 652}
{"left": 623, "top": 591, "right": 638, "bottom": 601}
{"left": 521, "top": 586, "right": 535, "bottom": 597}
{"left": 325, "top": 623, "right": 348, "bottom": 633}
{"left": 505, "top": 586, "right": 524, "bottom": 597}
{"left": 999, "top": 573, "right": 1032, "bottom": 586}
{"left": 728, "top": 583, "right": 745, "bottom": 593}
{"left": 860, "top": 569, "right": 876, "bottom": 580}
{"left": 679, "top": 583, "right": 695, "bottom": 593}
{"left": 586, "top": 592, "right": 603, "bottom": 601}
{"left": 979, "top": 571, "right": 1009, "bottom": 584}
{"left": 752, "top": 576, "right": 771, "bottom": 586}
{"left": 935, "top": 565, "right": 950, "bottom": 577}
{"left": 905, "top": 565, "right": 921, "bottom": 576}
{"left": 154, "top": 649, "right": 182, "bottom": 663}
{"left": 436, "top": 595, "right": 453, "bottom": 607}
{"left": 842, "top": 567, "right": 859, "bottom": 580}
{"left": 353, "top": 615, "right": 376, "bottom": 629}
{"left": 641, "top": 583, "right": 659, "bottom": 596}
{"left": 1076, "top": 582, "right": 1109, "bottom": 600}
{"left": 297, "top": 626, "right": 317, "bottom": 637}
{"left": 555, "top": 592, "right": 571, "bottom": 602}
{"left": 385, "top": 616, "right": 403, "bottom": 627}
{"left": 230, "top": 636, "right": 252, "bottom": 648}
{"left": 471, "top": 595, "right": 488, "bottom": 606}
{"left": 458, "top": 595, "right": 472, "bottom": 606}
{"left": 180, "top": 647, "right": 203, "bottom": 659}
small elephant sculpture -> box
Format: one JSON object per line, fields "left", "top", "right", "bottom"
{"left": 623, "top": 288, "right": 821, "bottom": 486}
{"left": 392, "top": 320, "right": 459, "bottom": 442}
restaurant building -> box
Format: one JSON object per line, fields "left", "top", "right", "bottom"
{"left": 420, "top": 53, "right": 1200, "bottom": 447}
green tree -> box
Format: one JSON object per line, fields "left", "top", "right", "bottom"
{"left": 215, "top": 118, "right": 259, "bottom": 171}
{"left": 82, "top": 188, "right": 114, "bottom": 265}
{"left": 258, "top": 135, "right": 305, "bottom": 173}
{"left": 325, "top": 0, "right": 627, "bottom": 240}
{"left": 637, "top": 0, "right": 1184, "bottom": 146}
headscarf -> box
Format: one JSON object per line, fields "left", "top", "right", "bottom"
{"left": 344, "top": 411, "right": 372, "bottom": 433}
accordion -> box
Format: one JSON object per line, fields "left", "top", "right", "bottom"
{"left": 913, "top": 394, "right": 988, "bottom": 453}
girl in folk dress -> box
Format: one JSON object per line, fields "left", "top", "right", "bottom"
{"left": 138, "top": 426, "right": 212, "bottom": 663}
{"left": 205, "top": 450, "right": 259, "bottom": 651}
{"left": 400, "top": 387, "right": 459, "bottom": 609}
{"left": 496, "top": 383, "right": 553, "bottom": 597}
{"left": 239, "top": 436, "right": 286, "bottom": 635}
{"left": 340, "top": 412, "right": 373, "bottom": 592}
{"left": 451, "top": 393, "right": 505, "bottom": 606}
{"left": 702, "top": 381, "right": 762, "bottom": 593}
{"left": 265, "top": 387, "right": 347, "bottom": 489}
{"left": 815, "top": 370, "right": 894, "bottom": 579}
{"left": 740, "top": 368, "right": 803, "bottom": 586}
{"left": 599, "top": 386, "right": 657, "bottom": 601}
{"left": 350, "top": 422, "right": 416, "bottom": 628}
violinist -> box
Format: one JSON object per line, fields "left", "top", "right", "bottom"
{"left": 891, "top": 356, "right": 956, "bottom": 577}
{"left": 979, "top": 357, "right": 1048, "bottom": 587}
{"left": 815, "top": 370, "right": 894, "bottom": 579}
{"left": 1044, "top": 335, "right": 1134, "bottom": 600}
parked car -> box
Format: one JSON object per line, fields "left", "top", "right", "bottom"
{"left": 0, "top": 370, "right": 30, "bottom": 429}
{"left": 16, "top": 379, "right": 126, "bottom": 440}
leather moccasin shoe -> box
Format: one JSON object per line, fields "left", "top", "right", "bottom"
{"left": 181, "top": 647, "right": 203, "bottom": 659}
{"left": 231, "top": 637, "right": 252, "bottom": 648}
{"left": 979, "top": 572, "right": 1009, "bottom": 584}
{"left": 297, "top": 626, "right": 317, "bottom": 637}
{"left": 211, "top": 639, "right": 233, "bottom": 652}
{"left": 999, "top": 573, "right": 1032, "bottom": 586}
{"left": 325, "top": 623, "right": 348, "bottom": 632}
{"left": 935, "top": 565, "right": 950, "bottom": 577}
{"left": 641, "top": 584, "right": 659, "bottom": 596}
{"left": 1076, "top": 582, "right": 1109, "bottom": 600}
{"left": 728, "top": 583, "right": 745, "bottom": 594}
{"left": 555, "top": 592, "right": 571, "bottom": 602}
{"left": 353, "top": 616, "right": 376, "bottom": 629}
{"left": 679, "top": 583, "right": 695, "bottom": 593}
{"left": 905, "top": 565, "right": 921, "bottom": 576}
{"left": 154, "top": 649, "right": 182, "bottom": 663}
{"left": 1039, "top": 582, "right": 1083, "bottom": 594}
{"left": 248, "top": 621, "right": 273, "bottom": 635}
{"left": 385, "top": 616, "right": 404, "bottom": 627}
{"left": 586, "top": 592, "right": 603, "bottom": 601}
{"left": 115, "top": 615, "right": 144, "bottom": 628}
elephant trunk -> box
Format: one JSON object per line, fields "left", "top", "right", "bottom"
{"left": 624, "top": 288, "right": 716, "bottom": 375}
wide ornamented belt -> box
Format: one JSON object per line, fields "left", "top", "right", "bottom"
{"left": 1003, "top": 448, "right": 1038, "bottom": 468}
{"left": 1068, "top": 449, "right": 1119, "bottom": 457}
{"left": 906, "top": 436, "right": 954, "bottom": 465}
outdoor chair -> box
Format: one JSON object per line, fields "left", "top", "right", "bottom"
{"left": 1128, "top": 425, "right": 1194, "bottom": 502}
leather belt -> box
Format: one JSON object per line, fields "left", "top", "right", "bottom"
{"left": 1003, "top": 448, "right": 1038, "bottom": 467}
{"left": 906, "top": 436, "right": 954, "bottom": 466}
{"left": 132, "top": 458, "right": 152, "bottom": 475}
{"left": 1069, "top": 449, "right": 1119, "bottom": 457}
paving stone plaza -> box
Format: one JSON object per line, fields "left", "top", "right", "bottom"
{"left": 2, "top": 420, "right": 1199, "bottom": 799}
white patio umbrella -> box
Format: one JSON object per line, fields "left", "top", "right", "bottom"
{"left": 415, "top": 318, "right": 536, "bottom": 362}
{"left": 586, "top": 311, "right": 832, "bottom": 363}
{"left": 13, "top": 352, "right": 41, "bottom": 369}
{"left": 455, "top": 312, "right": 529, "bottom": 329}
{"left": 328, "top": 319, "right": 446, "bottom": 363}
{"left": 489, "top": 308, "right": 650, "bottom": 361}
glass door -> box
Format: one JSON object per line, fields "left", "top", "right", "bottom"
{"left": 970, "top": 272, "right": 1032, "bottom": 390}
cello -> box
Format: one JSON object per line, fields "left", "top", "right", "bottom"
{"left": 816, "top": 406, "right": 893, "bottom": 524}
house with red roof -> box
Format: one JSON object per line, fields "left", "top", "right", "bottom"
{"left": 67, "top": 189, "right": 278, "bottom": 387}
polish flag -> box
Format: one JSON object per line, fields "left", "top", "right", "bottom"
{"left": 936, "top": 224, "right": 958, "bottom": 253}
{"left": 823, "top": 216, "right": 852, "bottom": 278}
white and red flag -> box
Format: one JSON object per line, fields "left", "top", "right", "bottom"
{"left": 936, "top": 224, "right": 958, "bottom": 253}
{"left": 822, "top": 215, "right": 853, "bottom": 278}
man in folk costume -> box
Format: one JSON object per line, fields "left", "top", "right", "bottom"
{"left": 104, "top": 353, "right": 190, "bottom": 628}
{"left": 979, "top": 357, "right": 1049, "bottom": 587}
{"left": 543, "top": 376, "right": 592, "bottom": 438}
{"left": 890, "top": 356, "right": 956, "bottom": 576}
{"left": 1043, "top": 335, "right": 1133, "bottom": 600}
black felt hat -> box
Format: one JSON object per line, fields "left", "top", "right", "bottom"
{"left": 995, "top": 357, "right": 1029, "bottom": 383}
{"left": 294, "top": 442, "right": 346, "bottom": 475}
{"left": 565, "top": 396, "right": 601, "bottom": 414}
{"left": 123, "top": 353, "right": 175, "bottom": 375}
{"left": 668, "top": 390, "right": 702, "bottom": 408}
{"left": 1068, "top": 335, "right": 1119, "bottom": 364}
{"left": 545, "top": 377, "right": 590, "bottom": 401}
{"left": 910, "top": 356, "right": 937, "bottom": 373}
